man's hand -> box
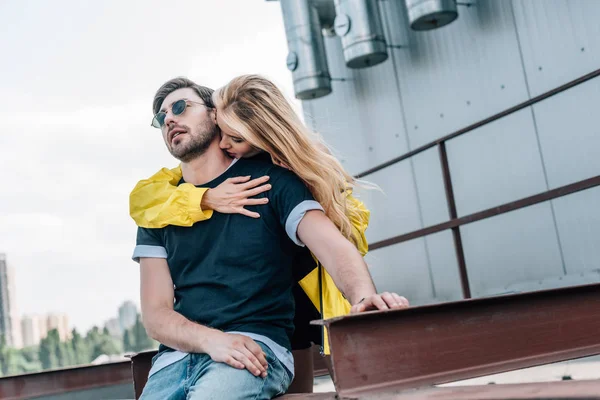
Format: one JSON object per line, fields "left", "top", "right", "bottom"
{"left": 350, "top": 292, "right": 410, "bottom": 314}
{"left": 202, "top": 176, "right": 271, "bottom": 218}
{"left": 204, "top": 331, "right": 269, "bottom": 378}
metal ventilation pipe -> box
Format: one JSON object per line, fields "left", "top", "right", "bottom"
{"left": 406, "top": 0, "right": 458, "bottom": 31}
{"left": 333, "top": 0, "right": 388, "bottom": 69}
{"left": 280, "top": 0, "right": 332, "bottom": 100}
{"left": 312, "top": 0, "right": 337, "bottom": 36}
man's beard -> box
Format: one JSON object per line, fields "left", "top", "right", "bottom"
{"left": 169, "top": 120, "right": 219, "bottom": 162}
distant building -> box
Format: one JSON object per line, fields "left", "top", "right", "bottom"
{"left": 21, "top": 315, "right": 43, "bottom": 347}
{"left": 104, "top": 317, "right": 122, "bottom": 338}
{"left": 0, "top": 254, "right": 22, "bottom": 348}
{"left": 118, "top": 301, "right": 137, "bottom": 331}
{"left": 47, "top": 313, "right": 71, "bottom": 341}
{"left": 38, "top": 315, "right": 49, "bottom": 340}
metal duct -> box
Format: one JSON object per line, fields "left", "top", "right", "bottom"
{"left": 280, "top": 0, "right": 332, "bottom": 100}
{"left": 312, "top": 0, "right": 337, "bottom": 33}
{"left": 406, "top": 0, "right": 458, "bottom": 31}
{"left": 333, "top": 0, "right": 388, "bottom": 69}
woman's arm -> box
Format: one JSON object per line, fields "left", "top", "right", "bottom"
{"left": 129, "top": 167, "right": 272, "bottom": 228}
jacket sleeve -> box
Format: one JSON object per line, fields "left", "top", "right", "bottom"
{"left": 346, "top": 191, "right": 371, "bottom": 256}
{"left": 129, "top": 167, "right": 213, "bottom": 229}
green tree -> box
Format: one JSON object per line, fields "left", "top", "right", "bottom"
{"left": 17, "top": 346, "right": 41, "bottom": 373}
{"left": 86, "top": 326, "right": 121, "bottom": 360}
{"left": 58, "top": 341, "right": 77, "bottom": 367}
{"left": 20, "top": 346, "right": 39, "bottom": 364}
{"left": 94, "top": 335, "right": 121, "bottom": 359}
{"left": 5, "top": 348, "right": 25, "bottom": 376}
{"left": 131, "top": 314, "right": 153, "bottom": 352}
{"left": 123, "top": 330, "right": 133, "bottom": 353}
{"left": 0, "top": 335, "right": 11, "bottom": 376}
{"left": 39, "top": 330, "right": 60, "bottom": 370}
{"left": 71, "top": 328, "right": 89, "bottom": 365}
{"left": 56, "top": 340, "right": 67, "bottom": 367}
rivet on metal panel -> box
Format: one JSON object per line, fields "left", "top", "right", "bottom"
{"left": 414, "top": 125, "right": 418, "bottom": 130}
{"left": 539, "top": 66, "right": 543, "bottom": 71}
{"left": 440, "top": 113, "right": 444, "bottom": 118}
{"left": 466, "top": 101, "right": 470, "bottom": 105}
{"left": 501, "top": 84, "right": 505, "bottom": 89}
{"left": 368, "top": 146, "right": 373, "bottom": 151}
{"left": 395, "top": 134, "right": 400, "bottom": 138}
{"left": 581, "top": 47, "right": 585, "bottom": 52}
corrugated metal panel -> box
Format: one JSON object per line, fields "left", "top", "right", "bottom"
{"left": 533, "top": 79, "right": 600, "bottom": 189}
{"left": 303, "top": 39, "right": 410, "bottom": 176}
{"left": 446, "top": 109, "right": 548, "bottom": 217}
{"left": 297, "top": 0, "right": 600, "bottom": 301}
{"left": 552, "top": 187, "right": 600, "bottom": 275}
{"left": 461, "top": 203, "right": 564, "bottom": 297}
{"left": 302, "top": 37, "right": 368, "bottom": 175}
{"left": 360, "top": 162, "right": 422, "bottom": 243}
{"left": 425, "top": 230, "right": 463, "bottom": 302}
{"left": 381, "top": 0, "right": 530, "bottom": 149}
{"left": 512, "top": 0, "right": 600, "bottom": 97}
{"left": 412, "top": 148, "right": 449, "bottom": 227}
{"left": 364, "top": 239, "right": 435, "bottom": 304}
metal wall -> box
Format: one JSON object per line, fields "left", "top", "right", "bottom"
{"left": 298, "top": 0, "right": 600, "bottom": 303}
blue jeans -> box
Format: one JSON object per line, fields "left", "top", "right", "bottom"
{"left": 140, "top": 342, "right": 292, "bottom": 400}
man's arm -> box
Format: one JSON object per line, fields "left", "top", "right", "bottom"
{"left": 139, "top": 257, "right": 268, "bottom": 377}
{"left": 297, "top": 210, "right": 409, "bottom": 313}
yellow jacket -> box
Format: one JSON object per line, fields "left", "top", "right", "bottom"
{"left": 129, "top": 166, "right": 370, "bottom": 354}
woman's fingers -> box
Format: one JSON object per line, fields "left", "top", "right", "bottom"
{"left": 226, "top": 176, "right": 252, "bottom": 184}
{"left": 237, "top": 208, "right": 261, "bottom": 218}
{"left": 241, "top": 185, "right": 271, "bottom": 199}
{"left": 239, "top": 175, "right": 270, "bottom": 191}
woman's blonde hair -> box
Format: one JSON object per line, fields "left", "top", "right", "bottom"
{"left": 213, "top": 74, "right": 363, "bottom": 246}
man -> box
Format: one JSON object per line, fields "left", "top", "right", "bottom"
{"left": 132, "top": 77, "right": 409, "bottom": 399}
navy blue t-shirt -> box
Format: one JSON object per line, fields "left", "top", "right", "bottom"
{"left": 133, "top": 157, "right": 323, "bottom": 351}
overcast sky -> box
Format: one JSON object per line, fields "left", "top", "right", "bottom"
{"left": 0, "top": 0, "right": 298, "bottom": 333}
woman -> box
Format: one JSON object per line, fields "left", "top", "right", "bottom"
{"left": 129, "top": 75, "right": 370, "bottom": 392}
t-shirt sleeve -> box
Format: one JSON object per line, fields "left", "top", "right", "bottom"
{"left": 132, "top": 227, "right": 167, "bottom": 263}
{"left": 268, "top": 168, "right": 324, "bottom": 247}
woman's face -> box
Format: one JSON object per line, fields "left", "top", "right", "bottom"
{"left": 217, "top": 112, "right": 261, "bottom": 159}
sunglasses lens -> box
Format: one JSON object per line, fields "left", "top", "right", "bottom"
{"left": 152, "top": 112, "right": 166, "bottom": 128}
{"left": 172, "top": 99, "right": 187, "bottom": 116}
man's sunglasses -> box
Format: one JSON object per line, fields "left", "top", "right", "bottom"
{"left": 151, "top": 99, "right": 208, "bottom": 128}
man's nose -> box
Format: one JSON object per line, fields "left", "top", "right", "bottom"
{"left": 163, "top": 110, "right": 177, "bottom": 127}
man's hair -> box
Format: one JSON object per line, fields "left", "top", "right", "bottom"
{"left": 152, "top": 77, "right": 214, "bottom": 115}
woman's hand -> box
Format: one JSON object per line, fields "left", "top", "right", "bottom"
{"left": 201, "top": 175, "right": 271, "bottom": 218}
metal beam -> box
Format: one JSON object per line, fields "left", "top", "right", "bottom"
{"left": 438, "top": 142, "right": 471, "bottom": 298}
{"left": 282, "top": 380, "right": 600, "bottom": 399}
{"left": 316, "top": 283, "right": 600, "bottom": 397}
{"left": 0, "top": 361, "right": 132, "bottom": 400}
{"left": 130, "top": 350, "right": 157, "bottom": 399}
{"left": 370, "top": 174, "right": 600, "bottom": 251}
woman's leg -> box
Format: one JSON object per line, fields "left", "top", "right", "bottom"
{"left": 287, "top": 348, "right": 314, "bottom": 393}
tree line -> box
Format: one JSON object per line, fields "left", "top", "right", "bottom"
{"left": 0, "top": 313, "right": 155, "bottom": 377}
